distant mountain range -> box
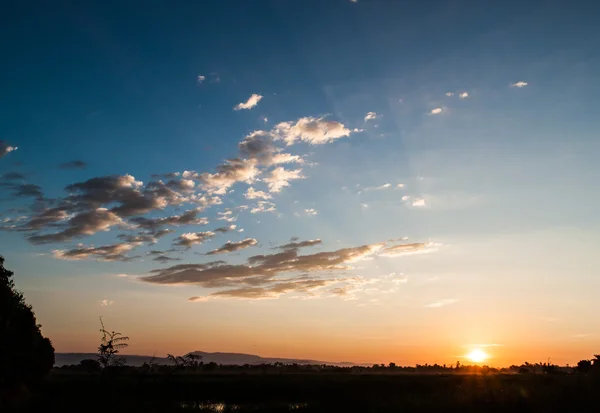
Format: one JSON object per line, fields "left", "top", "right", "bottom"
{"left": 54, "top": 351, "right": 358, "bottom": 367}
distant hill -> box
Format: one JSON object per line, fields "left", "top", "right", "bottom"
{"left": 54, "top": 351, "right": 358, "bottom": 367}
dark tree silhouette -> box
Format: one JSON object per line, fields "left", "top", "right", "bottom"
{"left": 0, "top": 256, "right": 55, "bottom": 403}
{"left": 97, "top": 317, "right": 129, "bottom": 368}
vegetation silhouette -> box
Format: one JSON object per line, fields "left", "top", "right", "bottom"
{"left": 0, "top": 256, "right": 54, "bottom": 409}
{"left": 98, "top": 317, "right": 130, "bottom": 369}
{"left": 2, "top": 254, "right": 600, "bottom": 412}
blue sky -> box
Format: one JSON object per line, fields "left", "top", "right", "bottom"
{"left": 1, "top": 0, "right": 600, "bottom": 364}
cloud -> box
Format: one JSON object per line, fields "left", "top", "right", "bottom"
{"left": 431, "top": 108, "right": 443, "bottom": 115}
{"left": 364, "top": 112, "right": 379, "bottom": 121}
{"left": 130, "top": 208, "right": 208, "bottom": 231}
{"left": 401, "top": 195, "right": 427, "bottom": 208}
{"left": 0, "top": 183, "right": 44, "bottom": 200}
{"left": 10, "top": 208, "right": 69, "bottom": 232}
{"left": 424, "top": 298, "right": 458, "bottom": 308}
{"left": 206, "top": 238, "right": 258, "bottom": 255}
{"left": 273, "top": 116, "right": 353, "bottom": 146}
{"left": 117, "top": 229, "right": 173, "bottom": 245}
{"left": 53, "top": 241, "right": 139, "bottom": 261}
{"left": 511, "top": 81, "right": 528, "bottom": 88}
{"left": 276, "top": 239, "right": 322, "bottom": 251}
{"left": 145, "top": 240, "right": 400, "bottom": 301}
{"left": 153, "top": 255, "right": 182, "bottom": 263}
{"left": 200, "top": 158, "right": 260, "bottom": 195}
{"left": 379, "top": 242, "right": 438, "bottom": 257}
{"left": 1, "top": 172, "right": 26, "bottom": 180}
{"left": 234, "top": 94, "right": 263, "bottom": 111}
{"left": 445, "top": 92, "right": 454, "bottom": 97}
{"left": 100, "top": 299, "right": 114, "bottom": 307}
{"left": 143, "top": 239, "right": 393, "bottom": 292}
{"left": 304, "top": 208, "right": 318, "bottom": 216}
{"left": 411, "top": 198, "right": 426, "bottom": 207}
{"left": 173, "top": 231, "right": 216, "bottom": 248}
{"left": 0, "top": 141, "right": 18, "bottom": 158}
{"left": 264, "top": 167, "right": 304, "bottom": 193}
{"left": 63, "top": 174, "right": 187, "bottom": 217}
{"left": 459, "top": 92, "right": 469, "bottom": 99}
{"left": 59, "top": 160, "right": 87, "bottom": 170}
{"left": 239, "top": 131, "right": 303, "bottom": 166}
{"left": 245, "top": 187, "right": 271, "bottom": 200}
{"left": 213, "top": 224, "right": 237, "bottom": 233}
{"left": 217, "top": 210, "right": 237, "bottom": 222}
{"left": 28, "top": 208, "right": 123, "bottom": 244}
{"left": 197, "top": 75, "right": 206, "bottom": 85}
{"left": 364, "top": 183, "right": 391, "bottom": 191}
{"left": 250, "top": 201, "right": 276, "bottom": 214}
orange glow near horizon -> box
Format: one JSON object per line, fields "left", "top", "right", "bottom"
{"left": 466, "top": 348, "right": 488, "bottom": 363}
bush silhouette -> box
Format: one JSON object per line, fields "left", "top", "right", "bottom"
{"left": 0, "top": 256, "right": 55, "bottom": 402}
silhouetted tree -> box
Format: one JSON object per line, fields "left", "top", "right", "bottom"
{"left": 576, "top": 359, "right": 592, "bottom": 373}
{"left": 0, "top": 256, "right": 55, "bottom": 404}
{"left": 79, "top": 359, "right": 101, "bottom": 373}
{"left": 97, "top": 317, "right": 129, "bottom": 369}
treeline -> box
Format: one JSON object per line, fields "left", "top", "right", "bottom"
{"left": 56, "top": 356, "right": 600, "bottom": 376}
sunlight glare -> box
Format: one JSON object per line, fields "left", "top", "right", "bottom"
{"left": 466, "top": 348, "right": 488, "bottom": 363}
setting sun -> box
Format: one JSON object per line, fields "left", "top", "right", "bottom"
{"left": 467, "top": 349, "right": 489, "bottom": 363}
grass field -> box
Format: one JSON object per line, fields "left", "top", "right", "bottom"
{"left": 21, "top": 371, "right": 600, "bottom": 412}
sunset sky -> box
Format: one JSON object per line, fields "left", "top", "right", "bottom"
{"left": 2, "top": 0, "right": 599, "bottom": 367}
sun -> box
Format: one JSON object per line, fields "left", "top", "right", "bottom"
{"left": 466, "top": 348, "right": 488, "bottom": 363}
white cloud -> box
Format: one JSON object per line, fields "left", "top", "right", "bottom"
{"left": 424, "top": 298, "right": 457, "bottom": 308}
{"left": 364, "top": 112, "right": 379, "bottom": 121}
{"left": 459, "top": 92, "right": 469, "bottom": 99}
{"left": 511, "top": 81, "right": 528, "bottom": 88}
{"left": 445, "top": 92, "right": 454, "bottom": 97}
{"left": 411, "top": 198, "right": 426, "bottom": 207}
{"left": 304, "top": 208, "right": 318, "bottom": 216}
{"left": 250, "top": 201, "right": 276, "bottom": 214}
{"left": 100, "top": 299, "right": 114, "bottom": 307}
{"left": 273, "top": 116, "right": 353, "bottom": 146}
{"left": 234, "top": 94, "right": 263, "bottom": 111}
{"left": 174, "top": 231, "right": 216, "bottom": 248}
{"left": 245, "top": 187, "right": 272, "bottom": 200}
{"left": 0, "top": 142, "right": 18, "bottom": 158}
{"left": 200, "top": 158, "right": 260, "bottom": 195}
{"left": 197, "top": 75, "right": 206, "bottom": 85}
{"left": 431, "top": 108, "right": 443, "bottom": 115}
{"left": 396, "top": 184, "right": 405, "bottom": 189}
{"left": 264, "top": 167, "right": 304, "bottom": 193}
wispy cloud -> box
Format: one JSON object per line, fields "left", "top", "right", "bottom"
{"left": 100, "top": 299, "right": 114, "bottom": 307}
{"left": 304, "top": 208, "right": 318, "bottom": 216}
{"left": 431, "top": 108, "right": 443, "bottom": 115}
{"left": 264, "top": 167, "right": 304, "bottom": 193}
{"left": 53, "top": 242, "right": 140, "bottom": 262}
{"left": 273, "top": 116, "right": 353, "bottom": 146}
{"left": 424, "top": 298, "right": 458, "bottom": 308}
{"left": 364, "top": 112, "right": 379, "bottom": 121}
{"left": 59, "top": 160, "right": 87, "bottom": 169}
{"left": 144, "top": 238, "right": 436, "bottom": 301}
{"left": 459, "top": 92, "right": 469, "bottom": 99}
{"left": 511, "top": 81, "right": 528, "bottom": 88}
{"left": 173, "top": 231, "right": 216, "bottom": 248}
{"left": 206, "top": 238, "right": 258, "bottom": 255}
{"left": 197, "top": 75, "right": 206, "bottom": 85}
{"left": 0, "top": 141, "right": 18, "bottom": 158}
{"left": 234, "top": 94, "right": 263, "bottom": 110}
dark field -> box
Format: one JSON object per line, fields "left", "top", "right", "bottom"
{"left": 21, "top": 372, "right": 600, "bottom": 413}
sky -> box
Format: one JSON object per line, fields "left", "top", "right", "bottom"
{"left": 1, "top": 0, "right": 600, "bottom": 367}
